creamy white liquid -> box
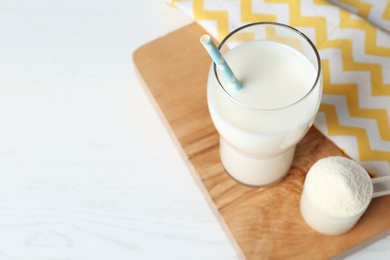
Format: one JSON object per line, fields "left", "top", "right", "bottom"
{"left": 221, "top": 41, "right": 316, "bottom": 110}
{"left": 207, "top": 41, "right": 322, "bottom": 186}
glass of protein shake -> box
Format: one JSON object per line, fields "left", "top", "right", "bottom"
{"left": 206, "top": 22, "right": 323, "bottom": 187}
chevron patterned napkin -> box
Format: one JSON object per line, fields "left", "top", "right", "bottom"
{"left": 329, "top": 0, "right": 390, "bottom": 33}
{"left": 167, "top": 0, "right": 390, "bottom": 177}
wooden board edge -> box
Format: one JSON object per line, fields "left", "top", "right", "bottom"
{"left": 332, "top": 229, "right": 390, "bottom": 259}
{"left": 132, "top": 55, "right": 246, "bottom": 259}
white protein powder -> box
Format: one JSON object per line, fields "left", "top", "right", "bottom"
{"left": 305, "top": 156, "right": 373, "bottom": 218}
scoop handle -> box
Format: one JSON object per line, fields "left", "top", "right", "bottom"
{"left": 372, "top": 176, "right": 390, "bottom": 198}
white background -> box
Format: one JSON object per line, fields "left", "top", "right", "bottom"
{"left": 0, "top": 0, "right": 388, "bottom": 259}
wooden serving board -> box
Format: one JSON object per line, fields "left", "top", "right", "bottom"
{"left": 133, "top": 23, "right": 390, "bottom": 259}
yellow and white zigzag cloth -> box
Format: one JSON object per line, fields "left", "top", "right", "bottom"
{"left": 168, "top": 0, "right": 390, "bottom": 177}
{"left": 329, "top": 0, "right": 390, "bottom": 33}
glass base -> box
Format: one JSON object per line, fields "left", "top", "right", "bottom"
{"left": 219, "top": 138, "right": 295, "bottom": 187}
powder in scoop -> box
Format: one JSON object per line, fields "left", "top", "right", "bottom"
{"left": 305, "top": 156, "right": 373, "bottom": 218}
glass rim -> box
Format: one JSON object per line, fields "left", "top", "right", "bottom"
{"left": 213, "top": 22, "right": 322, "bottom": 111}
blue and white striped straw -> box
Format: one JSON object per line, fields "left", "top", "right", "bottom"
{"left": 200, "top": 34, "right": 242, "bottom": 91}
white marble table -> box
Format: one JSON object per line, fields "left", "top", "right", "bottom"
{"left": 0, "top": 0, "right": 389, "bottom": 259}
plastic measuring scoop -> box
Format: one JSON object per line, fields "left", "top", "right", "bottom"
{"left": 301, "top": 175, "right": 390, "bottom": 236}
{"left": 300, "top": 157, "right": 390, "bottom": 236}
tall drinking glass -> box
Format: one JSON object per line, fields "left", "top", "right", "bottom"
{"left": 207, "top": 22, "right": 323, "bottom": 187}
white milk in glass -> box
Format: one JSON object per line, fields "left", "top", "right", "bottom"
{"left": 207, "top": 41, "right": 322, "bottom": 186}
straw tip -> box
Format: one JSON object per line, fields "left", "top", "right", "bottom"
{"left": 232, "top": 82, "right": 243, "bottom": 91}
{"left": 200, "top": 34, "right": 211, "bottom": 44}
